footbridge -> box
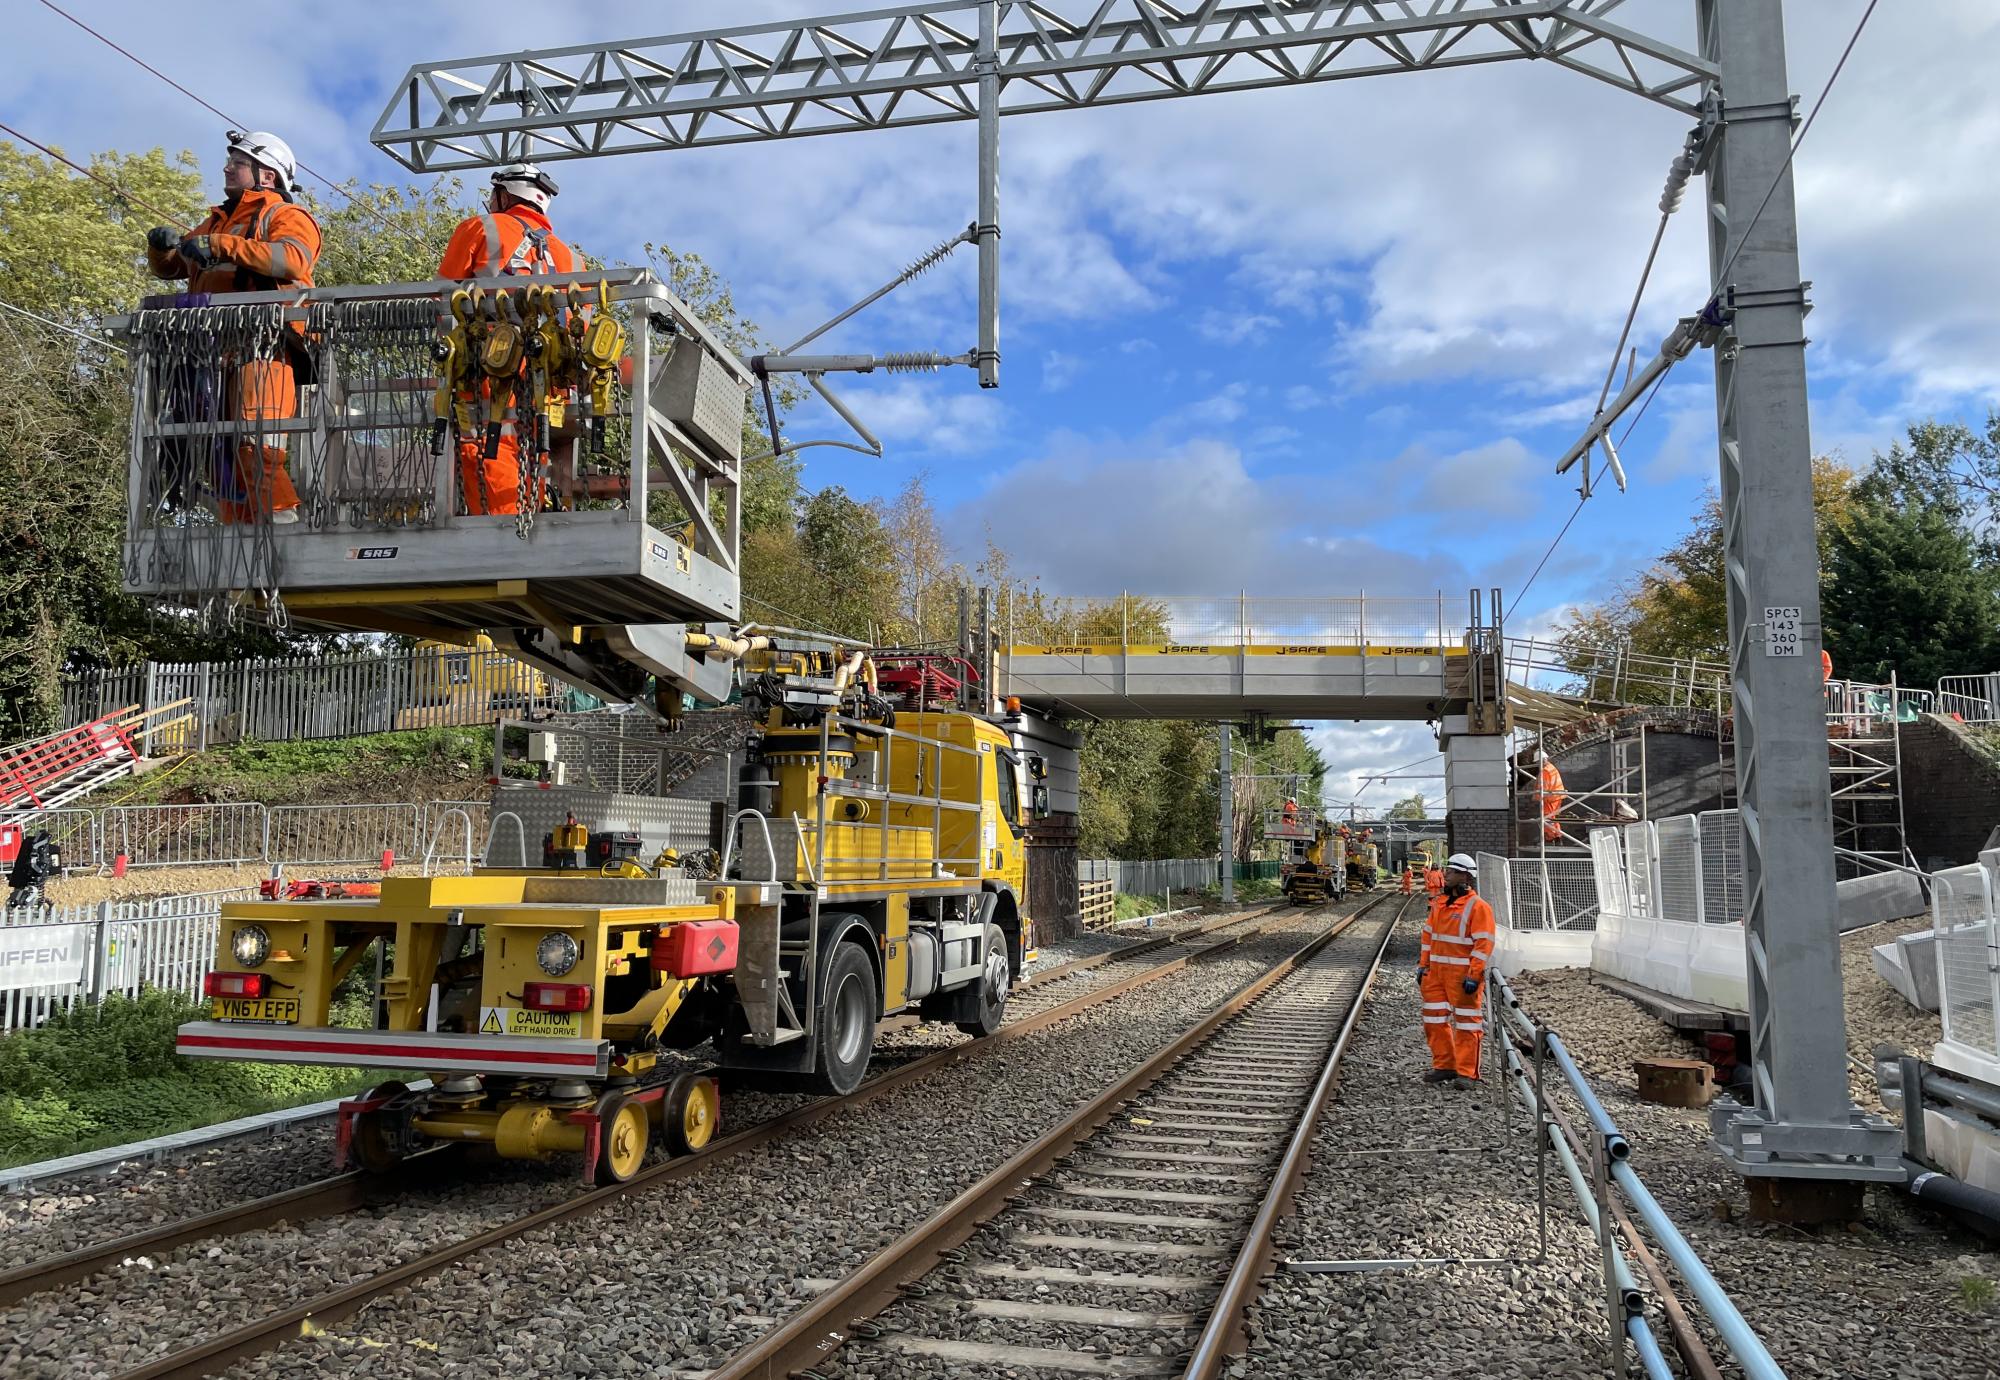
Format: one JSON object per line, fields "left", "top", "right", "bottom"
{"left": 997, "top": 593, "right": 1502, "bottom": 724}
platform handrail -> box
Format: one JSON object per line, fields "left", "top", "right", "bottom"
{"left": 422, "top": 807, "right": 476, "bottom": 875}
{"left": 720, "top": 808, "right": 781, "bottom": 885}
{"left": 480, "top": 810, "right": 527, "bottom": 868}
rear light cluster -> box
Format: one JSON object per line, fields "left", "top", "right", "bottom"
{"left": 523, "top": 982, "right": 593, "bottom": 1012}
{"left": 204, "top": 972, "right": 270, "bottom": 999}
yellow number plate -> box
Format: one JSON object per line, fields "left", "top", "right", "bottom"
{"left": 211, "top": 997, "right": 301, "bottom": 1024}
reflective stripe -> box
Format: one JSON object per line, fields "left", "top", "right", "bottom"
{"left": 1421, "top": 1001, "right": 1451, "bottom": 1010}
{"left": 266, "top": 243, "right": 289, "bottom": 278}
{"left": 480, "top": 213, "right": 503, "bottom": 268}
{"left": 1452, "top": 1007, "right": 1483, "bottom": 1018}
{"left": 1421, "top": 1015, "right": 1449, "bottom": 1025}
{"left": 1454, "top": 1022, "right": 1485, "bottom": 1032}
{"left": 1431, "top": 955, "right": 1471, "bottom": 966}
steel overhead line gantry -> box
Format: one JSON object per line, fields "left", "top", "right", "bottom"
{"left": 371, "top": 0, "right": 1716, "bottom": 391}
{"left": 371, "top": 0, "right": 1899, "bottom": 1205}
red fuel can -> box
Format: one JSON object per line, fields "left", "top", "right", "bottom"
{"left": 655, "top": 920, "right": 740, "bottom": 977}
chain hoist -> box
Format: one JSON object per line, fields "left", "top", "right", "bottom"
{"left": 579, "top": 279, "right": 626, "bottom": 456}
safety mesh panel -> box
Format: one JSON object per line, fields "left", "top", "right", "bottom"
{"left": 1933, "top": 864, "right": 1997, "bottom": 1059}
{"left": 1623, "top": 822, "right": 1656, "bottom": 918}
{"left": 1655, "top": 815, "right": 1702, "bottom": 925}
{"left": 1509, "top": 857, "right": 1601, "bottom": 931}
{"left": 1698, "top": 808, "right": 1745, "bottom": 925}
{"left": 1591, "top": 828, "right": 1630, "bottom": 916}
{"left": 1477, "top": 854, "right": 1512, "bottom": 928}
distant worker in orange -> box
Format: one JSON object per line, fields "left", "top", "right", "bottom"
{"left": 1416, "top": 853, "right": 1496, "bottom": 1088}
{"left": 437, "top": 163, "right": 576, "bottom": 515}
{"left": 1424, "top": 861, "right": 1444, "bottom": 898}
{"left": 1539, "top": 753, "right": 1566, "bottom": 844}
{"left": 1822, "top": 648, "right": 1833, "bottom": 683}
{"left": 146, "top": 130, "right": 320, "bottom": 525}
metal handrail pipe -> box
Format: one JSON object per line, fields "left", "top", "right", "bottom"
{"left": 1628, "top": 1315, "right": 1676, "bottom": 1380}
{"left": 1499, "top": 1036, "right": 1643, "bottom": 1310}
{"left": 1544, "top": 1030, "right": 1630, "bottom": 1162}
{"left": 1609, "top": 1161, "right": 1785, "bottom": 1380}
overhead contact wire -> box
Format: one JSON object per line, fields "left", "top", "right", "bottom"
{"left": 0, "top": 119, "right": 183, "bottom": 220}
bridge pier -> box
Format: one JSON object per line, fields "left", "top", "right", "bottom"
{"left": 1440, "top": 714, "right": 1508, "bottom": 859}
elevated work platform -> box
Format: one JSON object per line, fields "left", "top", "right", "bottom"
{"left": 110, "top": 269, "right": 751, "bottom": 703}
{"left": 997, "top": 595, "right": 1481, "bottom": 721}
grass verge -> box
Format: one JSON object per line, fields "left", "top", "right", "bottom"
{"left": 0, "top": 989, "right": 405, "bottom": 1170}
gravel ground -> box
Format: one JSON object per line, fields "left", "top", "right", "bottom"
{"left": 1241, "top": 929, "right": 1611, "bottom": 1380}
{"left": 1, "top": 1120, "right": 344, "bottom": 1263}
{"left": 795, "top": 903, "right": 1404, "bottom": 1380}
{"left": 1513, "top": 956, "right": 2000, "bottom": 1380}
{"left": 0, "top": 903, "right": 1285, "bottom": 1272}
{"left": 201, "top": 904, "right": 1356, "bottom": 1379}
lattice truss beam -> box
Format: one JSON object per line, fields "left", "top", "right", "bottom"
{"left": 371, "top": 0, "right": 1714, "bottom": 171}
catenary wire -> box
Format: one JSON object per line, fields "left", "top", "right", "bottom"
{"left": 0, "top": 119, "right": 183, "bottom": 221}
{"left": 0, "top": 297, "right": 125, "bottom": 354}
{"left": 34, "top": 0, "right": 439, "bottom": 252}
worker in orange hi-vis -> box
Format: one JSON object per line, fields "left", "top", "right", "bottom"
{"left": 1822, "top": 648, "right": 1833, "bottom": 683}
{"left": 1416, "top": 853, "right": 1497, "bottom": 1089}
{"left": 1424, "top": 864, "right": 1444, "bottom": 898}
{"left": 145, "top": 130, "right": 320, "bottom": 525}
{"left": 437, "top": 163, "right": 577, "bottom": 515}
{"left": 1539, "top": 753, "right": 1566, "bottom": 844}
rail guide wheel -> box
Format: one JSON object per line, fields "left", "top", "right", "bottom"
{"left": 349, "top": 1079, "right": 411, "bottom": 1175}
{"left": 659, "top": 1071, "right": 721, "bottom": 1156}
{"left": 595, "top": 1091, "right": 649, "bottom": 1185}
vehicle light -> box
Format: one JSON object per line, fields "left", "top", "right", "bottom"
{"left": 205, "top": 971, "right": 270, "bottom": 999}
{"left": 231, "top": 924, "right": 271, "bottom": 966}
{"left": 536, "top": 930, "right": 580, "bottom": 976}
{"left": 523, "top": 982, "right": 593, "bottom": 1012}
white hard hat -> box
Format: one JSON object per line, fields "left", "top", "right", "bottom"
{"left": 226, "top": 130, "right": 296, "bottom": 192}
{"left": 491, "top": 161, "right": 559, "bottom": 211}
{"left": 1446, "top": 853, "right": 1478, "bottom": 873}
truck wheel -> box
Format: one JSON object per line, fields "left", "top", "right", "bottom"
{"left": 956, "top": 923, "right": 1011, "bottom": 1038}
{"left": 815, "top": 941, "right": 877, "bottom": 1096}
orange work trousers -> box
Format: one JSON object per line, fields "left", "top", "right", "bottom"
{"left": 1419, "top": 966, "right": 1487, "bottom": 1078}
{"left": 458, "top": 431, "right": 521, "bottom": 516}
{"left": 222, "top": 358, "right": 301, "bottom": 524}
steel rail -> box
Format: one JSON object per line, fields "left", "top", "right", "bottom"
{"left": 1182, "top": 892, "right": 1405, "bottom": 1376}
{"left": 108, "top": 895, "right": 1363, "bottom": 1380}
{"left": 704, "top": 891, "right": 1404, "bottom": 1380}
{"left": 0, "top": 1175, "right": 371, "bottom": 1308}
{"left": 13, "top": 903, "right": 1284, "bottom": 1313}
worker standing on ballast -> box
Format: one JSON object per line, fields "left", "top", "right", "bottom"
{"left": 145, "top": 130, "right": 320, "bottom": 525}
{"left": 437, "top": 163, "right": 576, "bottom": 515}
{"left": 1416, "top": 853, "right": 1496, "bottom": 1089}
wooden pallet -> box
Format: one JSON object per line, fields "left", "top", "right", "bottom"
{"left": 1079, "top": 878, "right": 1115, "bottom": 930}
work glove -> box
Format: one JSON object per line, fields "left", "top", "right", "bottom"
{"left": 1462, "top": 977, "right": 1479, "bottom": 995}
{"left": 1416, "top": 966, "right": 1427, "bottom": 980}
{"left": 178, "top": 235, "right": 216, "bottom": 270}
{"left": 147, "top": 225, "right": 182, "bottom": 254}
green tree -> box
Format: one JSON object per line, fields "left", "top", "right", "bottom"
{"left": 1823, "top": 482, "right": 1999, "bottom": 689}
{"left": 305, "top": 178, "right": 473, "bottom": 289}
{"left": 1554, "top": 456, "right": 1854, "bottom": 700}
{"left": 1865, "top": 413, "right": 2000, "bottom": 527}
{"left": 1387, "top": 791, "right": 1429, "bottom": 820}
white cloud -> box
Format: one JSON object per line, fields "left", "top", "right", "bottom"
{"left": 955, "top": 438, "right": 1470, "bottom": 596}
{"left": 1041, "top": 350, "right": 1083, "bottom": 392}
{"left": 1284, "top": 384, "right": 1331, "bottom": 411}
{"left": 1396, "top": 438, "right": 1542, "bottom": 518}
{"left": 1196, "top": 309, "right": 1282, "bottom": 347}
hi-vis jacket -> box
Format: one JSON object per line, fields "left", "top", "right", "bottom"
{"left": 438, "top": 204, "right": 576, "bottom": 278}
{"left": 146, "top": 189, "right": 320, "bottom": 293}
{"left": 1419, "top": 889, "right": 1497, "bottom": 982}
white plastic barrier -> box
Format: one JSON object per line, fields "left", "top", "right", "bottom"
{"left": 1586, "top": 814, "right": 1748, "bottom": 1011}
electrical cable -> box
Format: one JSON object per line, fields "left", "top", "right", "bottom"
{"left": 1515, "top": 363, "right": 1676, "bottom": 610}
{"left": 1705, "top": 0, "right": 1880, "bottom": 301}
{"left": 0, "top": 297, "right": 125, "bottom": 354}
{"left": 0, "top": 119, "right": 183, "bottom": 221}
{"left": 33, "top": 0, "right": 437, "bottom": 252}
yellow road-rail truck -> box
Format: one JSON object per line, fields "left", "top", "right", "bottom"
{"left": 176, "top": 641, "right": 1041, "bottom": 1184}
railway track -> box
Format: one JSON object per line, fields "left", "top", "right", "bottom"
{"left": 0, "top": 903, "right": 1299, "bottom": 1319}
{"left": 707, "top": 890, "right": 1408, "bottom": 1380}
{"left": 3, "top": 898, "right": 1356, "bottom": 1378}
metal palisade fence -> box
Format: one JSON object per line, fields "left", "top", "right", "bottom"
{"left": 1079, "top": 858, "right": 1219, "bottom": 896}
{"left": 60, "top": 646, "right": 567, "bottom": 752}
{"left": 0, "top": 889, "right": 254, "bottom": 1035}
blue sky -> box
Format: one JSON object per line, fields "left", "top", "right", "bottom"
{"left": 10, "top": 0, "right": 1997, "bottom": 814}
